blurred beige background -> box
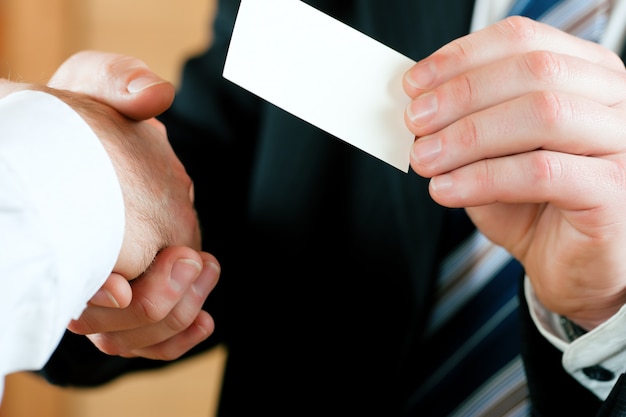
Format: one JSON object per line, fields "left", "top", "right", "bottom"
{"left": 0, "top": 1, "right": 228, "bottom": 416}
{"left": 0, "top": 0, "right": 215, "bottom": 84}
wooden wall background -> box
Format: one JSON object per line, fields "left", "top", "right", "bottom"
{"left": 0, "top": 1, "right": 228, "bottom": 416}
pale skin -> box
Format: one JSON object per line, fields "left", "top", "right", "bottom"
{"left": 2, "top": 54, "right": 201, "bottom": 283}
{"left": 72, "top": 246, "right": 220, "bottom": 360}
{"left": 404, "top": 16, "right": 626, "bottom": 330}
{"left": 55, "top": 15, "right": 626, "bottom": 360}
{"left": 0, "top": 51, "right": 220, "bottom": 360}
{"left": 46, "top": 51, "right": 220, "bottom": 360}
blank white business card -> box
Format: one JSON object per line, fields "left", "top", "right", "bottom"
{"left": 223, "top": 0, "right": 416, "bottom": 172}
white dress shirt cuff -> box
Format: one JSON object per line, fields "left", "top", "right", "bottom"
{"left": 0, "top": 90, "right": 124, "bottom": 380}
{"left": 525, "top": 276, "right": 626, "bottom": 400}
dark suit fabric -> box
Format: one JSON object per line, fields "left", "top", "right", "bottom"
{"left": 41, "top": 0, "right": 622, "bottom": 415}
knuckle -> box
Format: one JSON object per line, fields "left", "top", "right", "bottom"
{"left": 165, "top": 309, "right": 194, "bottom": 334}
{"left": 446, "top": 36, "right": 473, "bottom": 65}
{"left": 603, "top": 49, "right": 626, "bottom": 71}
{"left": 449, "top": 72, "right": 477, "bottom": 112}
{"left": 136, "top": 295, "right": 169, "bottom": 324}
{"left": 524, "top": 50, "right": 566, "bottom": 85}
{"left": 529, "top": 90, "right": 572, "bottom": 129}
{"left": 106, "top": 54, "right": 148, "bottom": 75}
{"left": 609, "top": 159, "right": 626, "bottom": 190}
{"left": 499, "top": 16, "right": 540, "bottom": 44}
{"left": 528, "top": 150, "right": 563, "bottom": 187}
{"left": 475, "top": 159, "right": 498, "bottom": 192}
{"left": 456, "top": 115, "right": 481, "bottom": 149}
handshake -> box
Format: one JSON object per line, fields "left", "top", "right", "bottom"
{"left": 0, "top": 51, "right": 220, "bottom": 373}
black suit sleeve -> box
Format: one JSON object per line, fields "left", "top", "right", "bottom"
{"left": 517, "top": 274, "right": 602, "bottom": 416}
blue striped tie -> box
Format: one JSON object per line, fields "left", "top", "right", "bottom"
{"left": 405, "top": 2, "right": 611, "bottom": 415}
{"left": 509, "top": 0, "right": 611, "bottom": 42}
{"left": 406, "top": 214, "right": 527, "bottom": 416}
{"left": 508, "top": 0, "right": 564, "bottom": 19}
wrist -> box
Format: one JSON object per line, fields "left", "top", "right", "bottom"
{"left": 0, "top": 80, "right": 35, "bottom": 99}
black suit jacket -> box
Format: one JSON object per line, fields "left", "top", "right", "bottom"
{"left": 42, "top": 1, "right": 625, "bottom": 415}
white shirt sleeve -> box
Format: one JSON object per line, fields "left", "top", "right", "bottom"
{"left": 0, "top": 90, "right": 124, "bottom": 397}
{"left": 526, "top": 277, "right": 626, "bottom": 401}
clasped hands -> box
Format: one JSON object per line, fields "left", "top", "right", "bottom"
{"left": 19, "top": 15, "right": 626, "bottom": 361}
{"left": 0, "top": 51, "right": 221, "bottom": 360}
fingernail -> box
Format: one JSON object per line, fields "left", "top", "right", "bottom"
{"left": 406, "top": 92, "right": 438, "bottom": 125}
{"left": 127, "top": 75, "right": 167, "bottom": 93}
{"left": 90, "top": 289, "right": 120, "bottom": 308}
{"left": 405, "top": 61, "right": 436, "bottom": 90}
{"left": 171, "top": 259, "right": 202, "bottom": 292}
{"left": 430, "top": 174, "right": 453, "bottom": 192}
{"left": 412, "top": 137, "right": 441, "bottom": 165}
{"left": 192, "top": 261, "right": 220, "bottom": 296}
{"left": 208, "top": 260, "right": 220, "bottom": 274}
